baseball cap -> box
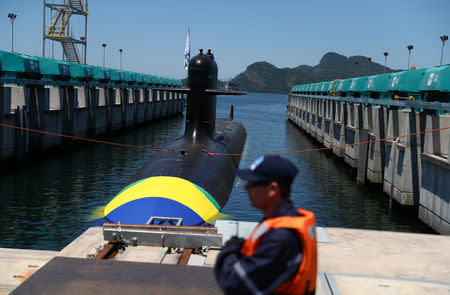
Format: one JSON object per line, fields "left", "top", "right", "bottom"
{"left": 236, "top": 155, "right": 299, "bottom": 187}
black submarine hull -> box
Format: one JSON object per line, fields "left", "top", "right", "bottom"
{"left": 104, "top": 49, "right": 247, "bottom": 226}
{"left": 103, "top": 118, "right": 246, "bottom": 225}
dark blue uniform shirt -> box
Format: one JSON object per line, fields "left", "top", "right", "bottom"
{"left": 214, "top": 201, "right": 302, "bottom": 295}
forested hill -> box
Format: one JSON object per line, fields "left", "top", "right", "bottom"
{"left": 229, "top": 52, "right": 396, "bottom": 94}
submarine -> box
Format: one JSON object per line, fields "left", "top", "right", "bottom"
{"left": 103, "top": 49, "right": 247, "bottom": 226}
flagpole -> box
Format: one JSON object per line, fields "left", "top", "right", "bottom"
{"left": 184, "top": 29, "right": 191, "bottom": 70}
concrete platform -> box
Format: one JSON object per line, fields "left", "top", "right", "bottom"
{"left": 0, "top": 248, "right": 58, "bottom": 295}
{"left": 318, "top": 228, "right": 450, "bottom": 295}
{"left": 1, "top": 224, "right": 449, "bottom": 294}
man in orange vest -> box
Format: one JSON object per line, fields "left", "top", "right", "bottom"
{"left": 214, "top": 155, "right": 317, "bottom": 295}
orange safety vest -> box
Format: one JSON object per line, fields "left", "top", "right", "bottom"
{"left": 240, "top": 209, "right": 317, "bottom": 295}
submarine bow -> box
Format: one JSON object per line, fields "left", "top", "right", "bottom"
{"left": 104, "top": 49, "right": 247, "bottom": 226}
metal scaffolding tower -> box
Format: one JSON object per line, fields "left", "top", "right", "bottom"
{"left": 43, "top": 0, "right": 88, "bottom": 64}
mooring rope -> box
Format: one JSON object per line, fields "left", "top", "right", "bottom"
{"left": 207, "top": 126, "right": 450, "bottom": 156}
{"left": 1, "top": 116, "right": 448, "bottom": 157}
{"left": 0, "top": 123, "right": 168, "bottom": 152}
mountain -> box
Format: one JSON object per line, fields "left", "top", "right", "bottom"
{"left": 228, "top": 52, "right": 395, "bottom": 93}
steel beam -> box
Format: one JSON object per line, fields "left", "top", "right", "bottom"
{"left": 103, "top": 223, "right": 222, "bottom": 248}
{"left": 291, "top": 94, "right": 450, "bottom": 112}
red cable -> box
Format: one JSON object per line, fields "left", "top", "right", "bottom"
{"left": 207, "top": 126, "right": 450, "bottom": 156}
{"left": 0, "top": 123, "right": 168, "bottom": 152}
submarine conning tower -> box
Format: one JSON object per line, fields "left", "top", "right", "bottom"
{"left": 185, "top": 49, "right": 218, "bottom": 141}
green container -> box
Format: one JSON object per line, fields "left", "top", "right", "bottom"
{"left": 69, "top": 63, "right": 97, "bottom": 81}
{"left": 144, "top": 74, "right": 153, "bottom": 85}
{"left": 324, "top": 81, "right": 333, "bottom": 93}
{"left": 336, "top": 78, "right": 352, "bottom": 93}
{"left": 348, "top": 76, "right": 368, "bottom": 93}
{"left": 387, "top": 69, "right": 427, "bottom": 93}
{"left": 419, "top": 65, "right": 450, "bottom": 92}
{"left": 0, "top": 51, "right": 40, "bottom": 79}
{"left": 38, "top": 57, "right": 70, "bottom": 79}
{"left": 134, "top": 73, "right": 144, "bottom": 84}
{"left": 317, "top": 82, "right": 326, "bottom": 94}
{"left": 91, "top": 66, "right": 108, "bottom": 82}
{"left": 121, "top": 71, "right": 135, "bottom": 84}
{"left": 159, "top": 76, "right": 167, "bottom": 87}
{"left": 0, "top": 51, "right": 24, "bottom": 74}
{"left": 109, "top": 69, "right": 124, "bottom": 83}
{"left": 153, "top": 75, "right": 162, "bottom": 85}
{"left": 363, "top": 73, "right": 392, "bottom": 92}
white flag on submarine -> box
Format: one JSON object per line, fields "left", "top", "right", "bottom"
{"left": 184, "top": 29, "right": 190, "bottom": 70}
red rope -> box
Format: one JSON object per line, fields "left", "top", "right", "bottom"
{"left": 207, "top": 126, "right": 450, "bottom": 156}
{"left": 0, "top": 123, "right": 168, "bottom": 152}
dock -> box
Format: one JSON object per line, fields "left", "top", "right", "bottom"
{"left": 287, "top": 69, "right": 450, "bottom": 235}
{"left": 0, "top": 50, "right": 185, "bottom": 162}
{"left": 1, "top": 222, "right": 449, "bottom": 294}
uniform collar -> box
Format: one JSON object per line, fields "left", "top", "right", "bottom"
{"left": 273, "top": 200, "right": 295, "bottom": 218}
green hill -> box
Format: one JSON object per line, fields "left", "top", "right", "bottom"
{"left": 229, "top": 52, "right": 395, "bottom": 94}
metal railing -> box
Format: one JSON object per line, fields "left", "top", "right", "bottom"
{"left": 290, "top": 94, "right": 450, "bottom": 112}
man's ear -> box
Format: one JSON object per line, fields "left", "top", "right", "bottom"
{"left": 268, "top": 181, "right": 281, "bottom": 198}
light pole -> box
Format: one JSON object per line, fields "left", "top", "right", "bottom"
{"left": 354, "top": 61, "right": 359, "bottom": 76}
{"left": 8, "top": 13, "right": 17, "bottom": 52}
{"left": 102, "top": 43, "right": 107, "bottom": 67}
{"left": 80, "top": 37, "right": 85, "bottom": 64}
{"left": 119, "top": 49, "right": 123, "bottom": 70}
{"left": 383, "top": 52, "right": 388, "bottom": 73}
{"left": 407, "top": 45, "right": 413, "bottom": 70}
{"left": 367, "top": 57, "right": 372, "bottom": 75}
{"left": 440, "top": 35, "right": 448, "bottom": 66}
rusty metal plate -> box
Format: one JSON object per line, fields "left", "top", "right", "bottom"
{"left": 11, "top": 257, "right": 221, "bottom": 295}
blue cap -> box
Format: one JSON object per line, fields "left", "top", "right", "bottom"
{"left": 236, "top": 155, "right": 299, "bottom": 187}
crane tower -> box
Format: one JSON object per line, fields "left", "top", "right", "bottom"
{"left": 43, "top": 0, "right": 88, "bottom": 64}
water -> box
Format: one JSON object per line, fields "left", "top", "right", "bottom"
{"left": 0, "top": 92, "right": 434, "bottom": 251}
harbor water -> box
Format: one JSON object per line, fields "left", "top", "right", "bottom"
{"left": 0, "top": 92, "right": 434, "bottom": 251}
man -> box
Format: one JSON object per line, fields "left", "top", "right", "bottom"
{"left": 214, "top": 155, "right": 317, "bottom": 295}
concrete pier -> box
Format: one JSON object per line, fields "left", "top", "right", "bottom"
{"left": 0, "top": 84, "right": 185, "bottom": 161}
{"left": 287, "top": 94, "right": 450, "bottom": 234}
{"left": 2, "top": 223, "right": 449, "bottom": 294}
{"left": 419, "top": 114, "right": 450, "bottom": 234}
{"left": 365, "top": 106, "right": 386, "bottom": 183}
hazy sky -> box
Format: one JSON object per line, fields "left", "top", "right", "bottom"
{"left": 0, "top": 0, "right": 449, "bottom": 80}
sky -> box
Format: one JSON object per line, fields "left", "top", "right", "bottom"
{"left": 0, "top": 0, "right": 449, "bottom": 80}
